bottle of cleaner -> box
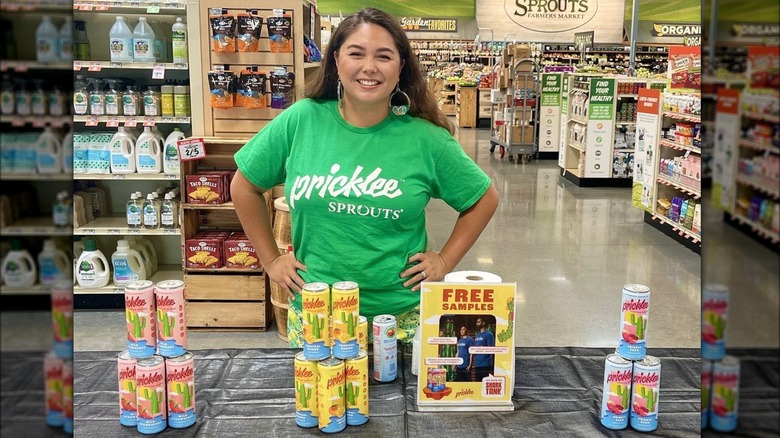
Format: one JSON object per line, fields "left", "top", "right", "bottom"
{"left": 72, "top": 237, "right": 85, "bottom": 285}
{"left": 87, "top": 78, "right": 105, "bottom": 116}
{"left": 73, "top": 20, "right": 91, "bottom": 61}
{"left": 85, "top": 181, "right": 108, "bottom": 218}
{"left": 61, "top": 129, "right": 73, "bottom": 173}
{"left": 73, "top": 75, "right": 89, "bottom": 115}
{"left": 53, "top": 191, "right": 70, "bottom": 227}
{"left": 104, "top": 78, "right": 123, "bottom": 116}
{"left": 111, "top": 239, "right": 146, "bottom": 285}
{"left": 109, "top": 127, "right": 136, "bottom": 173}
{"left": 135, "top": 127, "right": 162, "bottom": 173}
{"left": 171, "top": 17, "right": 188, "bottom": 64}
{"left": 76, "top": 239, "right": 110, "bottom": 288}
{"left": 36, "top": 127, "right": 63, "bottom": 174}
{"left": 36, "top": 16, "right": 60, "bottom": 63}
{"left": 122, "top": 85, "right": 140, "bottom": 116}
{"left": 1, "top": 75, "right": 14, "bottom": 115}
{"left": 126, "top": 192, "right": 142, "bottom": 228}
{"left": 58, "top": 16, "right": 73, "bottom": 62}
{"left": 132, "top": 17, "right": 156, "bottom": 62}
{"left": 15, "top": 78, "right": 31, "bottom": 116}
{"left": 163, "top": 128, "right": 185, "bottom": 174}
{"left": 161, "top": 192, "right": 179, "bottom": 229}
{"left": 1, "top": 239, "right": 37, "bottom": 288}
{"left": 109, "top": 16, "right": 134, "bottom": 62}
{"left": 38, "top": 239, "right": 70, "bottom": 285}
{"left": 126, "top": 236, "right": 155, "bottom": 276}
{"left": 142, "top": 193, "right": 159, "bottom": 229}
{"left": 149, "top": 20, "right": 168, "bottom": 62}
{"left": 48, "top": 86, "right": 66, "bottom": 116}
{"left": 31, "top": 79, "right": 48, "bottom": 116}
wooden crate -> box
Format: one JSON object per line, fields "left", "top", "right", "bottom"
{"left": 184, "top": 273, "right": 271, "bottom": 330}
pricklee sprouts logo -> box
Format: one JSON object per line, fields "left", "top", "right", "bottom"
{"left": 332, "top": 296, "right": 358, "bottom": 311}
{"left": 622, "top": 299, "right": 648, "bottom": 312}
{"left": 157, "top": 295, "right": 176, "bottom": 307}
{"left": 506, "top": 0, "right": 598, "bottom": 32}
{"left": 345, "top": 366, "right": 360, "bottom": 377}
{"left": 119, "top": 366, "right": 135, "bottom": 380}
{"left": 289, "top": 164, "right": 402, "bottom": 209}
{"left": 302, "top": 297, "right": 326, "bottom": 310}
{"left": 607, "top": 370, "right": 632, "bottom": 383}
{"left": 126, "top": 296, "right": 147, "bottom": 308}
{"left": 137, "top": 372, "right": 163, "bottom": 386}
{"left": 634, "top": 372, "right": 659, "bottom": 385}
{"left": 167, "top": 367, "right": 194, "bottom": 382}
{"left": 326, "top": 372, "right": 345, "bottom": 389}
{"left": 295, "top": 367, "right": 314, "bottom": 379}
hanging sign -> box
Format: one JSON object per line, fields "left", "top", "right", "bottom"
{"left": 651, "top": 23, "right": 701, "bottom": 37}
{"left": 683, "top": 35, "right": 701, "bottom": 47}
{"left": 632, "top": 88, "right": 661, "bottom": 212}
{"left": 398, "top": 17, "right": 458, "bottom": 32}
{"left": 177, "top": 138, "right": 207, "bottom": 161}
{"left": 574, "top": 31, "right": 594, "bottom": 49}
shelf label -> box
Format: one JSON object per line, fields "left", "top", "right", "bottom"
{"left": 33, "top": 227, "right": 49, "bottom": 234}
{"left": 147, "top": 5, "right": 160, "bottom": 13}
{"left": 85, "top": 116, "right": 99, "bottom": 127}
{"left": 128, "top": 229, "right": 141, "bottom": 235}
{"left": 79, "top": 3, "right": 94, "bottom": 11}
{"left": 82, "top": 229, "right": 96, "bottom": 234}
{"left": 111, "top": 62, "right": 123, "bottom": 68}
{"left": 107, "top": 228, "right": 121, "bottom": 235}
{"left": 167, "top": 2, "right": 180, "bottom": 8}
{"left": 112, "top": 173, "right": 126, "bottom": 179}
{"left": 112, "top": 287, "right": 124, "bottom": 293}
{"left": 10, "top": 117, "right": 25, "bottom": 127}
{"left": 96, "top": 3, "right": 110, "bottom": 11}
{"left": 152, "top": 63, "right": 166, "bottom": 79}
{"left": 142, "top": 117, "right": 156, "bottom": 127}
{"left": 124, "top": 117, "right": 138, "bottom": 127}
{"left": 14, "top": 62, "right": 28, "bottom": 72}
{"left": 177, "top": 137, "right": 207, "bottom": 161}
{"left": 88, "top": 62, "right": 103, "bottom": 72}
{"left": 173, "top": 63, "right": 187, "bottom": 70}
{"left": 106, "top": 117, "right": 120, "bottom": 127}
{"left": 32, "top": 118, "right": 46, "bottom": 128}
{"left": 163, "top": 173, "right": 179, "bottom": 180}
{"left": 73, "top": 61, "right": 82, "bottom": 71}
{"left": 163, "top": 229, "right": 178, "bottom": 235}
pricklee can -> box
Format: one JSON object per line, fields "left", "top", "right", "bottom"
{"left": 50, "top": 282, "right": 73, "bottom": 359}
{"left": 117, "top": 350, "right": 138, "bottom": 426}
{"left": 426, "top": 367, "right": 446, "bottom": 392}
{"left": 358, "top": 316, "right": 368, "bottom": 352}
{"left": 599, "top": 353, "right": 633, "bottom": 430}
{"left": 710, "top": 355, "right": 740, "bottom": 432}
{"left": 135, "top": 355, "right": 167, "bottom": 435}
{"left": 44, "top": 351, "right": 64, "bottom": 427}
{"left": 345, "top": 350, "right": 369, "bottom": 426}
{"left": 331, "top": 281, "right": 360, "bottom": 359}
{"left": 155, "top": 280, "right": 188, "bottom": 358}
{"left": 302, "top": 282, "right": 331, "bottom": 361}
{"left": 702, "top": 284, "right": 729, "bottom": 360}
{"left": 294, "top": 352, "right": 319, "bottom": 428}
{"left": 373, "top": 314, "right": 398, "bottom": 382}
{"left": 62, "top": 360, "right": 73, "bottom": 434}
{"left": 630, "top": 355, "right": 661, "bottom": 432}
{"left": 701, "top": 359, "right": 713, "bottom": 429}
{"left": 317, "top": 357, "right": 346, "bottom": 434}
{"left": 166, "top": 352, "right": 196, "bottom": 429}
{"left": 618, "top": 284, "right": 651, "bottom": 361}
{"left": 125, "top": 281, "right": 157, "bottom": 359}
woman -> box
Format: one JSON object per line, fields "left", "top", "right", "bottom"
{"left": 231, "top": 7, "right": 499, "bottom": 347}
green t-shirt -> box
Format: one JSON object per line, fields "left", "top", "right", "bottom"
{"left": 234, "top": 98, "right": 491, "bottom": 321}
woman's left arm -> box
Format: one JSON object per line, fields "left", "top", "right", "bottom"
{"left": 401, "top": 183, "right": 499, "bottom": 291}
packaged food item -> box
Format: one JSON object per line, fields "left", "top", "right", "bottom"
{"left": 617, "top": 284, "right": 650, "bottom": 361}
{"left": 210, "top": 12, "right": 236, "bottom": 52}
{"left": 270, "top": 68, "right": 295, "bottom": 109}
{"left": 208, "top": 71, "right": 237, "bottom": 109}
{"left": 224, "top": 232, "right": 260, "bottom": 269}
{"left": 267, "top": 15, "right": 292, "bottom": 53}
{"left": 237, "top": 12, "right": 262, "bottom": 52}
{"left": 186, "top": 173, "right": 228, "bottom": 204}
{"left": 317, "top": 357, "right": 346, "bottom": 433}
{"left": 331, "top": 281, "right": 360, "bottom": 359}
{"left": 185, "top": 235, "right": 223, "bottom": 269}
{"left": 237, "top": 68, "right": 267, "bottom": 109}
{"left": 670, "top": 54, "right": 690, "bottom": 88}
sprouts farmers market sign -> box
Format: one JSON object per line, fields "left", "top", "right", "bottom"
{"left": 480, "top": 0, "right": 625, "bottom": 43}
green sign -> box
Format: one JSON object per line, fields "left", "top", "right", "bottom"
{"left": 541, "top": 74, "right": 562, "bottom": 106}
{"left": 317, "top": 0, "right": 474, "bottom": 17}
{"left": 561, "top": 76, "right": 569, "bottom": 115}
{"left": 588, "top": 79, "right": 615, "bottom": 120}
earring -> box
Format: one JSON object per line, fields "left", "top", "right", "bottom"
{"left": 389, "top": 83, "right": 410, "bottom": 116}
{"left": 337, "top": 79, "right": 344, "bottom": 108}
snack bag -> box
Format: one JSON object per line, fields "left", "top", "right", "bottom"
{"left": 237, "top": 69, "right": 267, "bottom": 109}
{"left": 267, "top": 15, "right": 292, "bottom": 53}
{"left": 210, "top": 12, "right": 236, "bottom": 52}
{"left": 208, "top": 71, "right": 237, "bottom": 109}
{"left": 270, "top": 69, "right": 295, "bottom": 109}
{"left": 237, "top": 12, "right": 262, "bottom": 52}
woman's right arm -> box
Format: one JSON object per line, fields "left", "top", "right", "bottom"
{"left": 231, "top": 169, "right": 305, "bottom": 298}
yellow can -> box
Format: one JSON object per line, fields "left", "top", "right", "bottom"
{"left": 317, "top": 357, "right": 346, "bottom": 433}
{"left": 331, "top": 281, "right": 359, "bottom": 359}
{"left": 302, "top": 282, "right": 330, "bottom": 361}
{"left": 294, "top": 352, "right": 318, "bottom": 428}
{"left": 358, "top": 316, "right": 368, "bottom": 352}
{"left": 345, "top": 350, "right": 369, "bottom": 426}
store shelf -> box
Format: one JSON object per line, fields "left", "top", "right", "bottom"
{"left": 738, "top": 139, "right": 780, "bottom": 154}
{"left": 74, "top": 172, "right": 180, "bottom": 180}
{"left": 73, "top": 61, "right": 189, "bottom": 71}
{"left": 563, "top": 168, "right": 583, "bottom": 178}
{"left": 614, "top": 149, "right": 635, "bottom": 153}
{"left": 186, "top": 267, "right": 263, "bottom": 273}
{"left": 662, "top": 111, "right": 701, "bottom": 123}
{"left": 729, "top": 214, "right": 779, "bottom": 244}
{"left": 73, "top": 0, "right": 186, "bottom": 12}
{"left": 743, "top": 112, "right": 780, "bottom": 124}
{"left": 659, "top": 138, "right": 701, "bottom": 154}
{"left": 568, "top": 141, "right": 585, "bottom": 152}
{"left": 72, "top": 115, "right": 191, "bottom": 125}
{"left": 0, "top": 285, "right": 51, "bottom": 296}
{"left": 650, "top": 213, "right": 701, "bottom": 243}
{"left": 1, "top": 2, "right": 71, "bottom": 12}
{"left": 615, "top": 121, "right": 636, "bottom": 126}
{"left": 0, "top": 115, "right": 72, "bottom": 127}
{"left": 735, "top": 174, "right": 780, "bottom": 198}
{"left": 75, "top": 215, "right": 181, "bottom": 236}
{"left": 569, "top": 115, "right": 588, "bottom": 125}
{"left": 657, "top": 175, "right": 701, "bottom": 198}
{"left": 304, "top": 62, "right": 321, "bottom": 69}
{"left": 74, "top": 264, "right": 183, "bottom": 295}
{"left": 183, "top": 202, "right": 235, "bottom": 210}
{"left": 0, "top": 60, "right": 71, "bottom": 71}
{"left": 0, "top": 173, "right": 71, "bottom": 181}
{"left": 1, "top": 218, "right": 70, "bottom": 236}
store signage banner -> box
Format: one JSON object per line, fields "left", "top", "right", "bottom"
{"left": 584, "top": 78, "right": 615, "bottom": 178}
{"left": 712, "top": 89, "right": 740, "bottom": 213}
{"left": 574, "top": 31, "right": 594, "bottom": 48}
{"left": 476, "top": 0, "right": 624, "bottom": 43}
{"left": 682, "top": 35, "right": 701, "bottom": 47}
{"left": 416, "top": 282, "right": 516, "bottom": 411}
{"left": 632, "top": 88, "right": 661, "bottom": 212}
{"left": 651, "top": 23, "right": 701, "bottom": 37}
{"left": 558, "top": 75, "right": 570, "bottom": 168}
{"left": 398, "top": 17, "right": 458, "bottom": 32}
{"left": 539, "top": 73, "right": 562, "bottom": 153}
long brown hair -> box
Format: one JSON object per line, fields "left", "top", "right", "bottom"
{"left": 306, "top": 8, "right": 454, "bottom": 135}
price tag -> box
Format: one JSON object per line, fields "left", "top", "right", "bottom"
{"left": 173, "top": 63, "right": 187, "bottom": 70}
{"left": 177, "top": 137, "right": 207, "bottom": 161}
{"left": 32, "top": 119, "right": 46, "bottom": 128}
{"left": 164, "top": 173, "right": 178, "bottom": 180}
{"left": 14, "top": 62, "right": 28, "bottom": 72}
{"left": 147, "top": 5, "right": 160, "bottom": 13}
{"left": 163, "top": 229, "right": 178, "bottom": 235}
{"left": 111, "top": 62, "right": 123, "bottom": 68}
{"left": 33, "top": 227, "right": 49, "bottom": 234}
{"left": 88, "top": 62, "right": 103, "bottom": 72}
{"left": 130, "top": 1, "right": 140, "bottom": 7}
{"left": 152, "top": 63, "right": 166, "bottom": 79}
{"left": 112, "top": 173, "right": 126, "bottom": 179}
{"left": 82, "top": 228, "right": 96, "bottom": 235}
{"left": 73, "top": 61, "right": 82, "bottom": 71}
{"left": 112, "top": 287, "right": 124, "bottom": 293}
{"left": 108, "top": 228, "right": 121, "bottom": 234}
{"left": 85, "top": 116, "right": 99, "bottom": 127}
{"left": 124, "top": 117, "right": 138, "bottom": 127}
{"left": 79, "top": 3, "right": 94, "bottom": 10}
{"left": 106, "top": 117, "right": 120, "bottom": 127}
{"left": 11, "top": 117, "right": 25, "bottom": 127}
{"left": 96, "top": 3, "right": 110, "bottom": 11}
{"left": 167, "top": 2, "right": 180, "bottom": 8}
{"left": 128, "top": 229, "right": 141, "bottom": 235}
{"left": 143, "top": 117, "right": 156, "bottom": 127}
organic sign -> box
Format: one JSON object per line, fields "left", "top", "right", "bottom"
{"left": 651, "top": 23, "right": 701, "bottom": 37}
{"left": 399, "top": 17, "right": 458, "bottom": 32}
{"left": 574, "top": 31, "right": 594, "bottom": 48}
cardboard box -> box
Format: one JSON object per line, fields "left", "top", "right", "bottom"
{"left": 490, "top": 89, "right": 506, "bottom": 104}
{"left": 513, "top": 44, "right": 531, "bottom": 60}
{"left": 506, "top": 125, "right": 535, "bottom": 144}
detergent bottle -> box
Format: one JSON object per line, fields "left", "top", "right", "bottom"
{"left": 75, "top": 239, "right": 110, "bottom": 288}
{"left": 38, "top": 239, "right": 71, "bottom": 285}
{"left": 36, "top": 126, "right": 63, "bottom": 174}
{"left": 1, "top": 239, "right": 37, "bottom": 288}
{"left": 109, "top": 127, "right": 136, "bottom": 173}
{"left": 135, "top": 127, "right": 162, "bottom": 173}
{"left": 111, "top": 239, "right": 147, "bottom": 285}
{"left": 163, "top": 128, "right": 185, "bottom": 174}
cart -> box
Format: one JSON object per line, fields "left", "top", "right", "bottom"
{"left": 489, "top": 58, "right": 540, "bottom": 163}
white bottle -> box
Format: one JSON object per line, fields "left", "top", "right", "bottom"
{"left": 72, "top": 237, "right": 85, "bottom": 284}
{"left": 1, "top": 240, "right": 37, "bottom": 288}
{"left": 109, "top": 127, "right": 136, "bottom": 173}
{"left": 53, "top": 191, "right": 70, "bottom": 227}
{"left": 135, "top": 127, "right": 162, "bottom": 173}
{"left": 142, "top": 193, "right": 160, "bottom": 229}
{"left": 128, "top": 236, "right": 156, "bottom": 275}
{"left": 171, "top": 17, "right": 188, "bottom": 64}
{"left": 76, "top": 239, "right": 110, "bottom": 288}
{"left": 132, "top": 17, "right": 156, "bottom": 62}
{"left": 161, "top": 192, "right": 178, "bottom": 229}
{"left": 58, "top": 16, "right": 73, "bottom": 62}
{"left": 36, "top": 127, "right": 63, "bottom": 174}
{"left": 61, "top": 129, "right": 73, "bottom": 173}
{"left": 38, "top": 239, "right": 70, "bottom": 285}
{"left": 111, "top": 239, "right": 146, "bottom": 285}
{"left": 36, "top": 16, "right": 60, "bottom": 63}
{"left": 126, "top": 193, "right": 142, "bottom": 228}
{"left": 109, "top": 16, "right": 134, "bottom": 62}
{"left": 163, "top": 128, "right": 184, "bottom": 174}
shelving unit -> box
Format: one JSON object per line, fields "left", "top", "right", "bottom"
{"left": 455, "top": 85, "right": 477, "bottom": 128}
{"left": 1, "top": 218, "right": 72, "bottom": 237}
{"left": 489, "top": 56, "right": 539, "bottom": 163}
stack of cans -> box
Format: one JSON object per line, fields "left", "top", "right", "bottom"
{"left": 44, "top": 282, "right": 74, "bottom": 434}
{"left": 118, "top": 279, "right": 197, "bottom": 435}
{"left": 296, "top": 281, "right": 370, "bottom": 433}
{"left": 600, "top": 284, "right": 662, "bottom": 432}
{"left": 701, "top": 284, "right": 739, "bottom": 433}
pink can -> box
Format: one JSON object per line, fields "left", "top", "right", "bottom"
{"left": 62, "top": 360, "right": 73, "bottom": 434}
{"left": 136, "top": 355, "right": 167, "bottom": 434}
{"left": 166, "top": 352, "right": 196, "bottom": 429}
{"left": 125, "top": 281, "right": 157, "bottom": 358}
{"left": 117, "top": 350, "right": 138, "bottom": 427}
{"left": 50, "top": 281, "right": 73, "bottom": 359}
{"left": 44, "top": 351, "right": 63, "bottom": 427}
{"left": 155, "top": 280, "right": 188, "bottom": 357}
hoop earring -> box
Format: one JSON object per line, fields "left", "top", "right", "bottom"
{"left": 337, "top": 79, "right": 344, "bottom": 108}
{"left": 389, "top": 83, "right": 410, "bottom": 116}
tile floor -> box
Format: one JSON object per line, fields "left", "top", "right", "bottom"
{"left": 2, "top": 127, "right": 777, "bottom": 353}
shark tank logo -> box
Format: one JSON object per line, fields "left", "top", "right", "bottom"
{"left": 506, "top": 0, "right": 598, "bottom": 33}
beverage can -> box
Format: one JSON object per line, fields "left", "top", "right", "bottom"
{"left": 599, "top": 353, "right": 633, "bottom": 430}
{"left": 701, "top": 358, "right": 713, "bottom": 430}
{"left": 345, "top": 350, "right": 369, "bottom": 426}
{"left": 135, "top": 355, "right": 167, "bottom": 435}
{"left": 317, "top": 356, "right": 346, "bottom": 434}
{"left": 426, "top": 367, "right": 447, "bottom": 392}
{"left": 710, "top": 355, "right": 740, "bottom": 432}
{"left": 294, "top": 351, "right": 319, "bottom": 428}
{"left": 357, "top": 316, "right": 368, "bottom": 352}
{"left": 331, "top": 281, "right": 360, "bottom": 359}
{"left": 165, "top": 352, "right": 196, "bottom": 429}
{"left": 618, "top": 284, "right": 650, "bottom": 361}
{"left": 44, "top": 351, "right": 64, "bottom": 427}
{"left": 302, "top": 282, "right": 331, "bottom": 361}
{"left": 50, "top": 282, "right": 73, "bottom": 359}
{"left": 155, "top": 280, "right": 188, "bottom": 357}
{"left": 62, "top": 359, "right": 73, "bottom": 434}
{"left": 630, "top": 355, "right": 661, "bottom": 432}
{"left": 125, "top": 280, "right": 157, "bottom": 358}
{"left": 117, "top": 350, "right": 138, "bottom": 426}
{"left": 373, "top": 314, "right": 397, "bottom": 382}
{"left": 702, "top": 284, "right": 729, "bottom": 360}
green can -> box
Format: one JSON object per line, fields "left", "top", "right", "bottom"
{"left": 174, "top": 85, "right": 190, "bottom": 117}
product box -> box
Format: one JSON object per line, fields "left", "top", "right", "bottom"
{"left": 224, "top": 234, "right": 260, "bottom": 269}
{"left": 186, "top": 173, "right": 227, "bottom": 204}
{"left": 506, "top": 125, "right": 534, "bottom": 144}
{"left": 416, "top": 282, "right": 516, "bottom": 411}
{"left": 513, "top": 44, "right": 531, "bottom": 60}
{"left": 490, "top": 89, "right": 506, "bottom": 104}
{"left": 185, "top": 235, "right": 224, "bottom": 268}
